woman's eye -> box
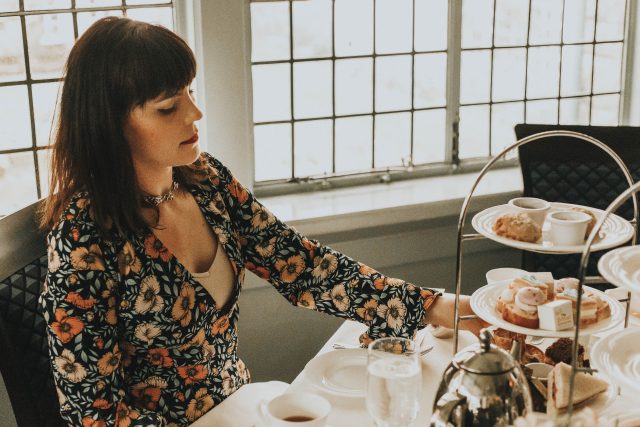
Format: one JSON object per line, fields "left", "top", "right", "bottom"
{"left": 158, "top": 106, "right": 177, "bottom": 115}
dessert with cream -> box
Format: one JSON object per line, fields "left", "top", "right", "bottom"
{"left": 502, "top": 287, "right": 547, "bottom": 329}
{"left": 495, "top": 274, "right": 611, "bottom": 330}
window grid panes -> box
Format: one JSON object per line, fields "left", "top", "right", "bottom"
{"left": 250, "top": 0, "right": 449, "bottom": 183}
{"left": 250, "top": 0, "right": 628, "bottom": 191}
{"left": 458, "top": 0, "right": 626, "bottom": 158}
{"left": 0, "top": 1, "right": 174, "bottom": 216}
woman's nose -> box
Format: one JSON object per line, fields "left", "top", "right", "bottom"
{"left": 186, "top": 99, "right": 203, "bottom": 124}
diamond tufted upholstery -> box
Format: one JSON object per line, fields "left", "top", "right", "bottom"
{"left": 515, "top": 124, "right": 640, "bottom": 281}
{"left": 0, "top": 202, "right": 64, "bottom": 427}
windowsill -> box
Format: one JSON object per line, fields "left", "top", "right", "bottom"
{"left": 260, "top": 167, "right": 524, "bottom": 237}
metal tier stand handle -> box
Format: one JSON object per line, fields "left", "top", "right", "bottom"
{"left": 563, "top": 180, "right": 640, "bottom": 425}
{"left": 453, "top": 130, "right": 639, "bottom": 355}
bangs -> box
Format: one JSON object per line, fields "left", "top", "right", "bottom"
{"left": 114, "top": 21, "right": 196, "bottom": 108}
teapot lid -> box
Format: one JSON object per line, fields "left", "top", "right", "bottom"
{"left": 452, "top": 329, "right": 516, "bottom": 375}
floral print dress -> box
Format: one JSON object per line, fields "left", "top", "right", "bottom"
{"left": 40, "top": 152, "right": 440, "bottom": 426}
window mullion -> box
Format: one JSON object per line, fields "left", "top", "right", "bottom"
{"left": 620, "top": 0, "right": 636, "bottom": 125}
{"left": 445, "top": 0, "right": 462, "bottom": 166}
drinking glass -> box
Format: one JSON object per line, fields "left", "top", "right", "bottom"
{"left": 366, "top": 337, "right": 421, "bottom": 427}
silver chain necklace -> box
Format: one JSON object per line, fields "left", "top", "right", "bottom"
{"left": 143, "top": 181, "right": 179, "bottom": 206}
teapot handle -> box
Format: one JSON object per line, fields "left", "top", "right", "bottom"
{"left": 430, "top": 391, "right": 467, "bottom": 427}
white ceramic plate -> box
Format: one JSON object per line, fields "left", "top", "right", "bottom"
{"left": 599, "top": 410, "right": 640, "bottom": 427}
{"left": 470, "top": 280, "right": 624, "bottom": 338}
{"left": 598, "top": 246, "right": 640, "bottom": 294}
{"left": 303, "top": 349, "right": 367, "bottom": 398}
{"left": 590, "top": 328, "right": 640, "bottom": 394}
{"left": 472, "top": 202, "right": 633, "bottom": 254}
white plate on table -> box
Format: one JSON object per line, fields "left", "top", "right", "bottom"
{"left": 598, "top": 246, "right": 640, "bottom": 294}
{"left": 304, "top": 349, "right": 367, "bottom": 398}
{"left": 470, "top": 280, "right": 624, "bottom": 338}
{"left": 590, "top": 328, "right": 640, "bottom": 394}
{"left": 599, "top": 409, "right": 640, "bottom": 427}
{"left": 472, "top": 202, "right": 633, "bottom": 254}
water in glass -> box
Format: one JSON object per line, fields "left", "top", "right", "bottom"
{"left": 366, "top": 337, "right": 421, "bottom": 427}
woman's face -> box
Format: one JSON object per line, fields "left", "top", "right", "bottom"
{"left": 124, "top": 85, "right": 203, "bottom": 172}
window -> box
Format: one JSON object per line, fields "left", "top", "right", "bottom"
{"left": 0, "top": 0, "right": 175, "bottom": 216}
{"left": 249, "top": 0, "right": 630, "bottom": 195}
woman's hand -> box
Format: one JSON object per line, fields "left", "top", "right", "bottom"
{"left": 422, "top": 293, "right": 488, "bottom": 336}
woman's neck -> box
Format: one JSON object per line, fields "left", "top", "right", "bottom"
{"left": 137, "top": 166, "right": 175, "bottom": 197}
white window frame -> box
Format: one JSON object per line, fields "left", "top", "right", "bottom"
{"left": 188, "top": 0, "right": 640, "bottom": 197}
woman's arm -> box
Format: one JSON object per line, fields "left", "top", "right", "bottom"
{"left": 199, "top": 153, "right": 481, "bottom": 340}
{"left": 40, "top": 214, "right": 165, "bottom": 426}
{"left": 422, "top": 293, "right": 487, "bottom": 336}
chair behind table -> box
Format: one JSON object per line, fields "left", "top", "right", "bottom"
{"left": 514, "top": 124, "right": 640, "bottom": 282}
{"left": 0, "top": 201, "right": 64, "bottom": 427}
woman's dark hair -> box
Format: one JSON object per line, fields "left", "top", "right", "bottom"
{"left": 39, "top": 16, "right": 196, "bottom": 234}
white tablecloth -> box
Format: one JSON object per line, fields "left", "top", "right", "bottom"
{"left": 195, "top": 320, "right": 476, "bottom": 426}
{"left": 194, "top": 318, "right": 639, "bottom": 426}
{"left": 285, "top": 321, "right": 476, "bottom": 427}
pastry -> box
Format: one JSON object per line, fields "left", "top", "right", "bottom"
{"left": 547, "top": 362, "right": 608, "bottom": 412}
{"left": 511, "top": 274, "right": 554, "bottom": 301}
{"left": 491, "top": 328, "right": 525, "bottom": 352}
{"left": 544, "top": 338, "right": 584, "bottom": 366}
{"left": 592, "top": 294, "right": 611, "bottom": 322}
{"left": 493, "top": 213, "right": 542, "bottom": 243}
{"left": 522, "top": 343, "right": 546, "bottom": 364}
{"left": 529, "top": 272, "right": 555, "bottom": 300}
{"left": 570, "top": 207, "right": 597, "bottom": 238}
{"left": 495, "top": 275, "right": 610, "bottom": 329}
{"left": 554, "top": 277, "right": 579, "bottom": 294}
{"left": 538, "top": 300, "right": 573, "bottom": 331}
{"left": 555, "top": 289, "right": 603, "bottom": 327}
{"left": 496, "top": 288, "right": 515, "bottom": 313}
{"left": 502, "top": 287, "right": 546, "bottom": 329}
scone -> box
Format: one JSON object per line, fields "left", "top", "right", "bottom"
{"left": 493, "top": 213, "right": 542, "bottom": 243}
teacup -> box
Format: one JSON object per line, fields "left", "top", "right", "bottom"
{"left": 547, "top": 210, "right": 591, "bottom": 246}
{"left": 525, "top": 362, "right": 553, "bottom": 385}
{"left": 508, "top": 197, "right": 551, "bottom": 227}
{"left": 260, "top": 392, "right": 331, "bottom": 426}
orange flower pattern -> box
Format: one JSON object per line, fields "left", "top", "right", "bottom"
{"left": 40, "top": 152, "right": 439, "bottom": 426}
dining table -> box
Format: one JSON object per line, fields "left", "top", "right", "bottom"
{"left": 193, "top": 320, "right": 478, "bottom": 426}
{"left": 193, "top": 291, "right": 639, "bottom": 427}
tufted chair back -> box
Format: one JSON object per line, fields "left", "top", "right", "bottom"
{"left": 0, "top": 201, "right": 64, "bottom": 427}
{"left": 514, "top": 124, "right": 640, "bottom": 281}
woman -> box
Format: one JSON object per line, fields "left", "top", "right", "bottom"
{"left": 39, "top": 17, "right": 481, "bottom": 426}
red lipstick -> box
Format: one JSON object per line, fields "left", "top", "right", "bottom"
{"left": 181, "top": 133, "right": 199, "bottom": 145}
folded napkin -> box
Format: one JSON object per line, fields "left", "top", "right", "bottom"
{"left": 190, "top": 381, "right": 289, "bottom": 427}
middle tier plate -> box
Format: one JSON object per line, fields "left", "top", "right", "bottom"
{"left": 470, "top": 280, "right": 624, "bottom": 338}
{"left": 472, "top": 202, "right": 634, "bottom": 254}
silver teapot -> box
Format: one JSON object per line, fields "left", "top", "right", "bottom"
{"left": 430, "top": 329, "right": 532, "bottom": 427}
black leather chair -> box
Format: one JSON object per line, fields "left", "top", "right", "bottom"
{"left": 514, "top": 124, "right": 640, "bottom": 281}
{"left": 0, "top": 201, "right": 64, "bottom": 427}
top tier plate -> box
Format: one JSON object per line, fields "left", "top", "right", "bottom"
{"left": 598, "top": 245, "right": 640, "bottom": 295}
{"left": 472, "top": 202, "right": 634, "bottom": 254}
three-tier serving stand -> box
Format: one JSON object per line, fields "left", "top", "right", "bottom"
{"left": 450, "top": 130, "right": 638, "bottom": 425}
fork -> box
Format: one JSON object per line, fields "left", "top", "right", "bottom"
{"left": 332, "top": 342, "right": 434, "bottom": 356}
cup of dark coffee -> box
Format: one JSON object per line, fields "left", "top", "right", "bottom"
{"left": 260, "top": 392, "right": 331, "bottom": 426}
